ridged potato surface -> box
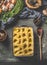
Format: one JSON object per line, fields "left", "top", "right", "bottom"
{"left": 13, "top": 27, "right": 34, "bottom": 57}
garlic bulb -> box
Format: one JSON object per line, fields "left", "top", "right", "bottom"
{"left": 2, "top": 4, "right": 7, "bottom": 11}
{"left": 9, "top": 3, "right": 14, "bottom": 10}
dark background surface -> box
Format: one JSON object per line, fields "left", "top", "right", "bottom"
{"left": 0, "top": 19, "right": 47, "bottom": 63}
{"left": 0, "top": 0, "right": 47, "bottom": 64}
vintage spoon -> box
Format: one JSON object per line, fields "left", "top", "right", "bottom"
{"left": 37, "top": 28, "right": 43, "bottom": 61}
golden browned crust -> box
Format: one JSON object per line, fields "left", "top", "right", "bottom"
{"left": 13, "top": 27, "right": 34, "bottom": 57}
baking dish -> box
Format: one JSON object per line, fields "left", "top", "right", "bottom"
{"left": 12, "top": 26, "right": 34, "bottom": 58}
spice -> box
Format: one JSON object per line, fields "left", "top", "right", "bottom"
{"left": 0, "top": 30, "right": 7, "bottom": 42}
{"left": 43, "top": 8, "right": 47, "bottom": 16}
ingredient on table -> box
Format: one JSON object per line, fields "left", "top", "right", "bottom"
{"left": 0, "top": 0, "right": 24, "bottom": 22}
{"left": 0, "top": 29, "right": 7, "bottom": 42}
{"left": 42, "top": 8, "right": 47, "bottom": 16}
{"left": 13, "top": 27, "right": 34, "bottom": 56}
{"left": 0, "top": 0, "right": 16, "bottom": 13}
{"left": 33, "top": 15, "right": 42, "bottom": 26}
{"left": 25, "top": 0, "right": 42, "bottom": 9}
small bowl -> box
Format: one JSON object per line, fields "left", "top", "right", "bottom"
{"left": 0, "top": 29, "right": 7, "bottom": 42}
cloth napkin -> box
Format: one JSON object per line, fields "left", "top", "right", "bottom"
{"left": 19, "top": 7, "right": 41, "bottom": 19}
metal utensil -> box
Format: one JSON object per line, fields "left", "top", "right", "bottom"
{"left": 37, "top": 28, "right": 43, "bottom": 61}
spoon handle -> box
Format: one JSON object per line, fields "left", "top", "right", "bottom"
{"left": 39, "top": 36, "right": 42, "bottom": 61}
